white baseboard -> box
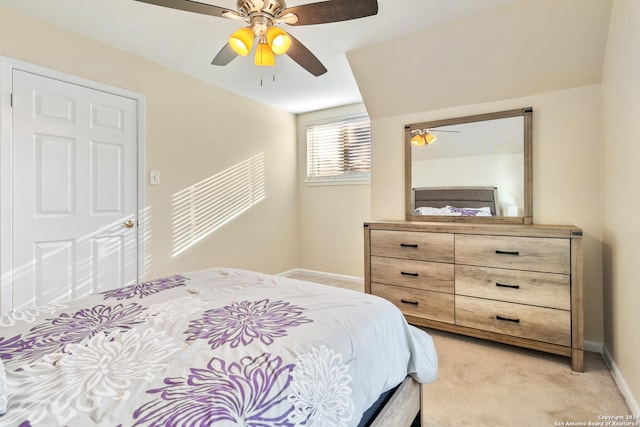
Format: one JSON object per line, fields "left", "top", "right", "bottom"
{"left": 277, "top": 268, "right": 299, "bottom": 277}
{"left": 602, "top": 345, "right": 640, "bottom": 416}
{"left": 278, "top": 268, "right": 363, "bottom": 284}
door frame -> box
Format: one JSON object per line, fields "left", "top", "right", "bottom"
{"left": 0, "top": 56, "right": 146, "bottom": 314}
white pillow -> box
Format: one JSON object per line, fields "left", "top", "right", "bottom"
{"left": 0, "top": 359, "right": 6, "bottom": 415}
{"left": 415, "top": 206, "right": 450, "bottom": 215}
{"left": 445, "top": 206, "right": 492, "bottom": 216}
{"left": 415, "top": 206, "right": 492, "bottom": 216}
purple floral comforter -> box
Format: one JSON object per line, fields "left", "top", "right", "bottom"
{"left": 0, "top": 268, "right": 437, "bottom": 427}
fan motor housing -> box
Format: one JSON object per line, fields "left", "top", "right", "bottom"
{"left": 237, "top": 0, "right": 286, "bottom": 18}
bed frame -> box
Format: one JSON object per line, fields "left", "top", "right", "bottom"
{"left": 413, "top": 186, "right": 500, "bottom": 216}
{"left": 371, "top": 378, "right": 426, "bottom": 426}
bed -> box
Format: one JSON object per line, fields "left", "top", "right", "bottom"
{"left": 0, "top": 267, "right": 437, "bottom": 426}
{"left": 413, "top": 186, "right": 500, "bottom": 216}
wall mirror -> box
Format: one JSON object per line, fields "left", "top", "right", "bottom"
{"left": 405, "top": 108, "right": 532, "bottom": 224}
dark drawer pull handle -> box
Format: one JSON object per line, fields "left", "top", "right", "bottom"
{"left": 496, "top": 282, "right": 520, "bottom": 289}
{"left": 401, "top": 299, "right": 419, "bottom": 306}
{"left": 400, "top": 243, "right": 419, "bottom": 248}
{"left": 401, "top": 271, "right": 419, "bottom": 277}
{"left": 496, "top": 315, "right": 520, "bottom": 323}
{"left": 495, "top": 250, "right": 520, "bottom": 256}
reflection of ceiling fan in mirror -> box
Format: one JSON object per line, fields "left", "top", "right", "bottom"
{"left": 411, "top": 127, "right": 461, "bottom": 147}
{"left": 134, "top": 0, "right": 379, "bottom": 76}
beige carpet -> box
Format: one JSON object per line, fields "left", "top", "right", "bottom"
{"left": 421, "top": 329, "right": 630, "bottom": 426}
{"left": 286, "top": 272, "right": 632, "bottom": 427}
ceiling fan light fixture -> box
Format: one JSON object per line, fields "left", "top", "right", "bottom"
{"left": 229, "top": 27, "right": 255, "bottom": 56}
{"left": 411, "top": 131, "right": 437, "bottom": 147}
{"left": 138, "top": 0, "right": 380, "bottom": 77}
{"left": 255, "top": 41, "right": 275, "bottom": 66}
{"left": 266, "top": 26, "right": 291, "bottom": 55}
{"left": 411, "top": 134, "right": 426, "bottom": 147}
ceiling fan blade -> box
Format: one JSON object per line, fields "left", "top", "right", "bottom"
{"left": 274, "top": 12, "right": 298, "bottom": 25}
{"left": 286, "top": 34, "right": 327, "bottom": 76}
{"left": 134, "top": 0, "right": 234, "bottom": 18}
{"left": 211, "top": 43, "right": 238, "bottom": 66}
{"left": 282, "top": 0, "right": 378, "bottom": 26}
{"left": 222, "top": 10, "right": 244, "bottom": 20}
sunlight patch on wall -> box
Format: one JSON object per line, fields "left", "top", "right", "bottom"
{"left": 171, "top": 153, "right": 266, "bottom": 257}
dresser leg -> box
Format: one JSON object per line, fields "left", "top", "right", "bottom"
{"left": 571, "top": 349, "right": 584, "bottom": 372}
{"left": 420, "top": 383, "right": 428, "bottom": 426}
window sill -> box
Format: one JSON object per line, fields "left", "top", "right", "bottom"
{"left": 305, "top": 178, "right": 370, "bottom": 187}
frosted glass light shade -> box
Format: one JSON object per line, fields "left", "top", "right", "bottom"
{"left": 266, "top": 27, "right": 291, "bottom": 55}
{"left": 411, "top": 134, "right": 426, "bottom": 147}
{"left": 229, "top": 27, "right": 254, "bottom": 56}
{"left": 255, "top": 42, "right": 275, "bottom": 66}
{"left": 411, "top": 132, "right": 437, "bottom": 147}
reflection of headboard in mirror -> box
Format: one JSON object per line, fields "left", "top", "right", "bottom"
{"left": 413, "top": 186, "right": 500, "bottom": 216}
{"left": 405, "top": 107, "right": 533, "bottom": 224}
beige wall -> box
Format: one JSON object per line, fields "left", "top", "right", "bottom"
{"left": 601, "top": 0, "right": 640, "bottom": 413}
{"left": 369, "top": 85, "right": 604, "bottom": 343}
{"left": 296, "top": 103, "right": 371, "bottom": 277}
{"left": 0, "top": 7, "right": 299, "bottom": 280}
{"left": 348, "top": 0, "right": 611, "bottom": 120}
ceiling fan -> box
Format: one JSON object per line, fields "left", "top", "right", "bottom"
{"left": 134, "top": 0, "right": 379, "bottom": 76}
{"left": 411, "top": 127, "right": 461, "bottom": 147}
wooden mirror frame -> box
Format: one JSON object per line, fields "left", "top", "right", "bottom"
{"left": 405, "top": 107, "right": 533, "bottom": 224}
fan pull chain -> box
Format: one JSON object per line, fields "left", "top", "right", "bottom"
{"left": 257, "top": 66, "right": 276, "bottom": 87}
{"left": 258, "top": 64, "right": 276, "bottom": 87}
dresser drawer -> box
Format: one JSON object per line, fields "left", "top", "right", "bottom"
{"left": 372, "top": 283, "right": 455, "bottom": 324}
{"left": 371, "top": 256, "right": 454, "bottom": 293}
{"left": 456, "top": 295, "right": 571, "bottom": 346}
{"left": 455, "top": 234, "right": 570, "bottom": 274}
{"left": 370, "top": 230, "right": 454, "bottom": 263}
{"left": 456, "top": 265, "right": 570, "bottom": 310}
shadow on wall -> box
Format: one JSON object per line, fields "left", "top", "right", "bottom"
{"left": 171, "top": 153, "right": 266, "bottom": 257}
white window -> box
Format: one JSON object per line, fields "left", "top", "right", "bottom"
{"left": 306, "top": 114, "right": 371, "bottom": 184}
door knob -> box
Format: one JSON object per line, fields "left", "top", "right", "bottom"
{"left": 122, "top": 220, "right": 135, "bottom": 229}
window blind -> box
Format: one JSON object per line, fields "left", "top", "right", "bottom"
{"left": 306, "top": 114, "right": 371, "bottom": 183}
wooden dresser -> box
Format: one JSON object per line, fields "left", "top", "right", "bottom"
{"left": 364, "top": 221, "right": 584, "bottom": 371}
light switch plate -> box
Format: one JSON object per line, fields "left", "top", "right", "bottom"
{"left": 150, "top": 170, "right": 160, "bottom": 185}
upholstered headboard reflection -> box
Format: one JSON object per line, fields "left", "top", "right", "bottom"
{"left": 412, "top": 186, "right": 500, "bottom": 216}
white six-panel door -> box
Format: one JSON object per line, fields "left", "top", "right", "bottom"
{"left": 8, "top": 69, "right": 139, "bottom": 312}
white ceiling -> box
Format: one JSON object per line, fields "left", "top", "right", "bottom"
{"left": 0, "top": 0, "right": 520, "bottom": 113}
